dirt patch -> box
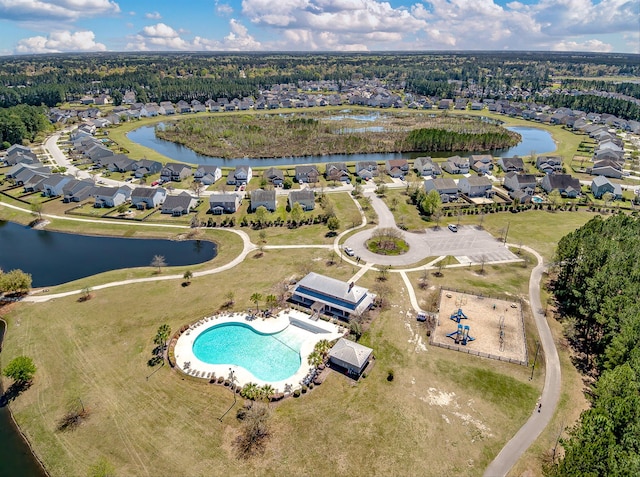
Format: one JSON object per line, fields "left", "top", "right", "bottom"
{"left": 430, "top": 290, "right": 527, "bottom": 365}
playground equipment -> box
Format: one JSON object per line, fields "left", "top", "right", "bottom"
{"left": 446, "top": 324, "right": 475, "bottom": 345}
{"left": 498, "top": 315, "right": 505, "bottom": 351}
{"left": 450, "top": 308, "right": 469, "bottom": 323}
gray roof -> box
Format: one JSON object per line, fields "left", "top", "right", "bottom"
{"left": 289, "top": 189, "right": 314, "bottom": 202}
{"left": 296, "top": 272, "right": 369, "bottom": 306}
{"left": 131, "top": 187, "right": 161, "bottom": 199}
{"left": 209, "top": 193, "right": 240, "bottom": 204}
{"left": 463, "top": 176, "right": 492, "bottom": 187}
{"left": 251, "top": 189, "right": 276, "bottom": 202}
{"left": 329, "top": 338, "right": 373, "bottom": 368}
{"left": 163, "top": 192, "right": 194, "bottom": 210}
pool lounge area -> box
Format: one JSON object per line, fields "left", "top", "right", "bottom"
{"left": 173, "top": 309, "right": 344, "bottom": 392}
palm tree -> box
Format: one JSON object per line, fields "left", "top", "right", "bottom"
{"left": 250, "top": 292, "right": 263, "bottom": 314}
{"left": 183, "top": 270, "right": 193, "bottom": 284}
{"left": 314, "top": 339, "right": 331, "bottom": 357}
{"left": 265, "top": 294, "right": 277, "bottom": 312}
{"left": 308, "top": 350, "right": 323, "bottom": 367}
{"left": 241, "top": 382, "right": 260, "bottom": 400}
{"left": 260, "top": 384, "right": 275, "bottom": 403}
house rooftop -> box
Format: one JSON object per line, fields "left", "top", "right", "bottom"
{"left": 329, "top": 338, "right": 373, "bottom": 369}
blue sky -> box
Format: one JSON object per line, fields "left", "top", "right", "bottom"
{"left": 0, "top": 0, "right": 638, "bottom": 55}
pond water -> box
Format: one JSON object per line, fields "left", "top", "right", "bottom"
{"left": 0, "top": 221, "right": 217, "bottom": 288}
{"left": 126, "top": 122, "right": 556, "bottom": 167}
{"left": 0, "top": 320, "right": 48, "bottom": 477}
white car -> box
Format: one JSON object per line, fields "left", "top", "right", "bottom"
{"left": 344, "top": 247, "right": 355, "bottom": 256}
{"left": 448, "top": 224, "right": 458, "bottom": 233}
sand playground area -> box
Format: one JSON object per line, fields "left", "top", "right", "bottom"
{"left": 430, "top": 290, "right": 528, "bottom": 365}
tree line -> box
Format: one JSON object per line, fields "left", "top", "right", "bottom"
{"left": 0, "top": 104, "right": 51, "bottom": 148}
{"left": 547, "top": 214, "right": 640, "bottom": 476}
{"left": 405, "top": 127, "right": 519, "bottom": 152}
{"left": 539, "top": 93, "right": 640, "bottom": 121}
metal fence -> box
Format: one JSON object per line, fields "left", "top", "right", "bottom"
{"left": 428, "top": 339, "right": 528, "bottom": 366}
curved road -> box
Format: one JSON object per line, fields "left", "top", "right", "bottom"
{"left": 483, "top": 246, "right": 561, "bottom": 477}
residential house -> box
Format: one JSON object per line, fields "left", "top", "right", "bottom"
{"left": 93, "top": 186, "right": 131, "bottom": 208}
{"left": 250, "top": 189, "right": 276, "bottom": 212}
{"left": 5, "top": 145, "right": 39, "bottom": 166}
{"left": 536, "top": 156, "right": 563, "bottom": 174}
{"left": 588, "top": 159, "right": 623, "bottom": 179}
{"left": 291, "top": 272, "right": 375, "bottom": 319}
{"left": 159, "top": 101, "right": 175, "bottom": 115}
{"left": 442, "top": 156, "right": 470, "bottom": 174}
{"left": 104, "top": 155, "right": 137, "bottom": 173}
{"left": 424, "top": 178, "right": 458, "bottom": 202}
{"left": 263, "top": 167, "right": 285, "bottom": 186}
{"left": 194, "top": 165, "right": 222, "bottom": 185}
{"left": 541, "top": 173, "right": 581, "bottom": 198}
{"left": 130, "top": 187, "right": 167, "bottom": 210}
{"left": 160, "top": 163, "right": 192, "bottom": 182}
{"left": 176, "top": 100, "right": 192, "bottom": 114}
{"left": 355, "top": 161, "right": 378, "bottom": 180}
{"left": 413, "top": 156, "right": 441, "bottom": 176}
{"left": 41, "top": 174, "right": 73, "bottom": 197}
{"left": 133, "top": 159, "right": 162, "bottom": 178}
{"left": 386, "top": 159, "right": 409, "bottom": 178}
{"left": 328, "top": 338, "right": 373, "bottom": 377}
{"left": 21, "top": 172, "right": 49, "bottom": 193}
{"left": 161, "top": 192, "right": 197, "bottom": 216}
{"left": 593, "top": 149, "right": 624, "bottom": 163}
{"left": 209, "top": 193, "right": 242, "bottom": 214}
{"left": 84, "top": 144, "right": 114, "bottom": 163}
{"left": 438, "top": 99, "right": 453, "bottom": 109}
{"left": 226, "top": 166, "right": 252, "bottom": 185}
{"left": 497, "top": 156, "right": 525, "bottom": 173}
{"left": 503, "top": 172, "right": 537, "bottom": 197}
{"left": 62, "top": 179, "right": 95, "bottom": 203}
{"left": 457, "top": 176, "right": 494, "bottom": 198}
{"left": 591, "top": 176, "right": 622, "bottom": 200}
{"left": 288, "top": 189, "right": 315, "bottom": 211}
{"left": 325, "top": 162, "right": 350, "bottom": 182}
{"left": 470, "top": 155, "right": 494, "bottom": 174}
{"left": 295, "top": 165, "right": 319, "bottom": 184}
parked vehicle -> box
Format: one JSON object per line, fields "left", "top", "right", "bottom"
{"left": 448, "top": 224, "right": 458, "bottom": 233}
{"left": 344, "top": 246, "right": 355, "bottom": 256}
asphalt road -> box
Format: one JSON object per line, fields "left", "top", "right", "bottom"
{"left": 483, "top": 246, "right": 561, "bottom": 477}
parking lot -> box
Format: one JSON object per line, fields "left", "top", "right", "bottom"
{"left": 344, "top": 225, "right": 520, "bottom": 267}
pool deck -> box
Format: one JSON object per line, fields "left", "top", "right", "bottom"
{"left": 174, "top": 309, "right": 344, "bottom": 393}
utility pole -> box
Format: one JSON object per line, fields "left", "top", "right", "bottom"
{"left": 504, "top": 221, "right": 510, "bottom": 245}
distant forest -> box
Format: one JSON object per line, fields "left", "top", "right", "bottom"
{"left": 0, "top": 51, "right": 638, "bottom": 116}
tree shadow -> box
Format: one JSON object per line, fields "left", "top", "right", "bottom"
{"left": 0, "top": 381, "right": 32, "bottom": 407}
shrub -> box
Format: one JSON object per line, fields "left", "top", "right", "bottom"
{"left": 387, "top": 369, "right": 395, "bottom": 381}
{"left": 293, "top": 389, "right": 301, "bottom": 398}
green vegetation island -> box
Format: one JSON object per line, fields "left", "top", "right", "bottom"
{"left": 156, "top": 113, "right": 520, "bottom": 158}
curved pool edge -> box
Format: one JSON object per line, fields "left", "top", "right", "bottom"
{"left": 174, "top": 310, "right": 344, "bottom": 392}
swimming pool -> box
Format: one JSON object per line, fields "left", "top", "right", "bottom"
{"left": 531, "top": 196, "right": 543, "bottom": 204}
{"left": 192, "top": 322, "right": 305, "bottom": 382}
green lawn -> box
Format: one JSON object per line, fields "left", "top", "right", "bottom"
{"left": 1, "top": 250, "right": 539, "bottom": 477}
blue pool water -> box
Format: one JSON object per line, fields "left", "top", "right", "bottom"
{"left": 192, "top": 323, "right": 304, "bottom": 382}
{"left": 531, "top": 196, "right": 543, "bottom": 203}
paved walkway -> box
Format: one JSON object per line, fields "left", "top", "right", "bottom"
{"left": 483, "top": 245, "right": 561, "bottom": 477}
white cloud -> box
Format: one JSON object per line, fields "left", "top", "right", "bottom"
{"left": 215, "top": 1, "right": 233, "bottom": 15}
{"left": 552, "top": 39, "right": 614, "bottom": 53}
{"left": 237, "top": 0, "right": 638, "bottom": 52}
{"left": 0, "top": 0, "right": 120, "bottom": 22}
{"left": 145, "top": 11, "right": 161, "bottom": 20}
{"left": 15, "top": 30, "right": 107, "bottom": 53}
{"left": 127, "top": 20, "right": 262, "bottom": 52}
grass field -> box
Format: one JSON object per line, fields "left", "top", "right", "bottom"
{"left": 1, "top": 248, "right": 541, "bottom": 477}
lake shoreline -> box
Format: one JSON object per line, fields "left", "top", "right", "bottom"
{"left": 0, "top": 318, "right": 49, "bottom": 477}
